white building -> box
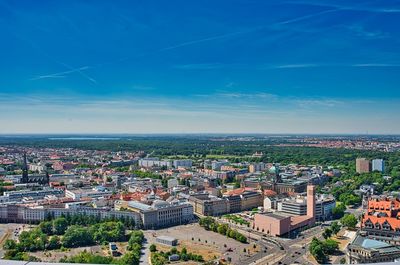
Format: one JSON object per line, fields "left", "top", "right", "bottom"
{"left": 372, "top": 159, "right": 385, "bottom": 172}
{"left": 29, "top": 163, "right": 46, "bottom": 173}
{"left": 212, "top": 161, "right": 228, "bottom": 171}
{"left": 139, "top": 158, "right": 172, "bottom": 168}
{"left": 65, "top": 188, "right": 112, "bottom": 200}
{"left": 167, "top": 178, "right": 179, "bottom": 188}
{"left": 173, "top": 159, "right": 192, "bottom": 168}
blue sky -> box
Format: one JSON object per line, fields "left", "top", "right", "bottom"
{"left": 0, "top": 0, "right": 399, "bottom": 134}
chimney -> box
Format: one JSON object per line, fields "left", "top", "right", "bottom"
{"left": 307, "top": 185, "right": 316, "bottom": 224}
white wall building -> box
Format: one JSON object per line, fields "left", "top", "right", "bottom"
{"left": 372, "top": 159, "right": 385, "bottom": 172}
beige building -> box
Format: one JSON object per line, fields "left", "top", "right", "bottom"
{"left": 356, "top": 158, "right": 371, "bottom": 173}
{"left": 189, "top": 194, "right": 228, "bottom": 216}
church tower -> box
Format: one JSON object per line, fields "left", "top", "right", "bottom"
{"left": 21, "top": 152, "right": 29, "bottom": 183}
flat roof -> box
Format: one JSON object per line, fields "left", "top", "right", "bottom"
{"left": 260, "top": 212, "right": 289, "bottom": 220}
{"left": 157, "top": 235, "right": 177, "bottom": 241}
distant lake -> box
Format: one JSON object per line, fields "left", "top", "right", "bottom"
{"left": 48, "top": 137, "right": 121, "bottom": 140}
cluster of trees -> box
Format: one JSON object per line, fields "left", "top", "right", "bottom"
{"left": 309, "top": 237, "right": 339, "bottom": 264}
{"left": 322, "top": 221, "right": 341, "bottom": 239}
{"left": 131, "top": 170, "right": 161, "bottom": 180}
{"left": 6, "top": 228, "right": 144, "bottom": 265}
{"left": 59, "top": 231, "right": 144, "bottom": 265}
{"left": 60, "top": 250, "right": 114, "bottom": 264}
{"left": 5, "top": 220, "right": 127, "bottom": 255}
{"left": 332, "top": 203, "right": 346, "bottom": 219}
{"left": 3, "top": 215, "right": 144, "bottom": 264}
{"left": 44, "top": 213, "right": 136, "bottom": 230}
{"left": 150, "top": 246, "right": 203, "bottom": 265}
{"left": 3, "top": 250, "right": 40, "bottom": 262}
{"left": 5, "top": 135, "right": 399, "bottom": 170}
{"left": 223, "top": 214, "right": 250, "bottom": 226}
{"left": 199, "top": 217, "right": 247, "bottom": 243}
{"left": 341, "top": 214, "right": 358, "bottom": 229}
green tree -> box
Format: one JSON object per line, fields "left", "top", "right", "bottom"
{"left": 324, "top": 239, "right": 339, "bottom": 254}
{"left": 341, "top": 214, "right": 358, "bottom": 229}
{"left": 39, "top": 221, "right": 53, "bottom": 235}
{"left": 149, "top": 244, "right": 157, "bottom": 252}
{"left": 119, "top": 251, "right": 140, "bottom": 265}
{"left": 322, "top": 228, "right": 332, "bottom": 239}
{"left": 331, "top": 221, "right": 341, "bottom": 235}
{"left": 53, "top": 217, "right": 68, "bottom": 235}
{"left": 62, "top": 226, "right": 94, "bottom": 248}
{"left": 332, "top": 203, "right": 346, "bottom": 219}
{"left": 3, "top": 239, "right": 17, "bottom": 250}
{"left": 47, "top": 236, "right": 61, "bottom": 250}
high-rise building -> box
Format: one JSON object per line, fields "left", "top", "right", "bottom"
{"left": 307, "top": 185, "right": 316, "bottom": 223}
{"left": 356, "top": 158, "right": 371, "bottom": 173}
{"left": 372, "top": 159, "right": 385, "bottom": 172}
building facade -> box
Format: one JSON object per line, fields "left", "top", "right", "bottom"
{"left": 356, "top": 158, "right": 371, "bottom": 173}
{"left": 372, "top": 159, "right": 385, "bottom": 172}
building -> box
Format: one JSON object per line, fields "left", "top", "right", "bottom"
{"left": 273, "top": 180, "right": 308, "bottom": 194}
{"left": 1, "top": 188, "right": 64, "bottom": 202}
{"left": 138, "top": 158, "right": 172, "bottom": 168}
{"left": 29, "top": 163, "right": 46, "bottom": 173}
{"left": 65, "top": 188, "right": 113, "bottom": 200}
{"left": 189, "top": 191, "right": 263, "bottom": 216}
{"left": 127, "top": 200, "right": 193, "bottom": 229}
{"left": 156, "top": 236, "right": 178, "bottom": 246}
{"left": 356, "top": 158, "right": 371, "bottom": 174}
{"left": 279, "top": 194, "right": 335, "bottom": 221}
{"left": 167, "top": 178, "right": 179, "bottom": 189}
{"left": 361, "top": 196, "right": 400, "bottom": 244}
{"left": 20, "top": 153, "right": 49, "bottom": 185}
{"left": 347, "top": 232, "right": 400, "bottom": 264}
{"left": 211, "top": 161, "right": 228, "bottom": 171}
{"left": 253, "top": 185, "right": 316, "bottom": 237}
{"left": 189, "top": 194, "right": 228, "bottom": 216}
{"left": 238, "top": 191, "right": 263, "bottom": 211}
{"left": 249, "top": 163, "right": 266, "bottom": 173}
{"left": 173, "top": 159, "right": 192, "bottom": 168}
{"left": 0, "top": 204, "right": 141, "bottom": 226}
{"left": 372, "top": 159, "right": 385, "bottom": 172}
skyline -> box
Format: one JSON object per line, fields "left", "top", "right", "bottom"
{"left": 1, "top": 0, "right": 400, "bottom": 134}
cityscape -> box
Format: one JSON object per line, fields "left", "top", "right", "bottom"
{"left": 0, "top": 135, "right": 399, "bottom": 265}
{"left": 1, "top": 0, "right": 400, "bottom": 265}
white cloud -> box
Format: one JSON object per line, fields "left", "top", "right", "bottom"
{"left": 0, "top": 94, "right": 399, "bottom": 134}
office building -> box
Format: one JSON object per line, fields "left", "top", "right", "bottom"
{"left": 253, "top": 185, "right": 316, "bottom": 237}
{"left": 0, "top": 204, "right": 141, "bottom": 226}
{"left": 138, "top": 158, "right": 172, "bottom": 168}
{"left": 278, "top": 194, "right": 335, "bottom": 221}
{"left": 173, "top": 159, "right": 192, "bottom": 168}
{"left": 189, "top": 194, "right": 229, "bottom": 216}
{"left": 211, "top": 161, "right": 228, "bottom": 171}
{"left": 2, "top": 188, "right": 64, "bottom": 202}
{"left": 356, "top": 158, "right": 371, "bottom": 173}
{"left": 127, "top": 200, "right": 193, "bottom": 229}
{"left": 372, "top": 159, "right": 385, "bottom": 172}
{"left": 249, "top": 163, "right": 266, "bottom": 173}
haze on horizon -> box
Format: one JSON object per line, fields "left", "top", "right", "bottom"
{"left": 0, "top": 0, "right": 399, "bottom": 134}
